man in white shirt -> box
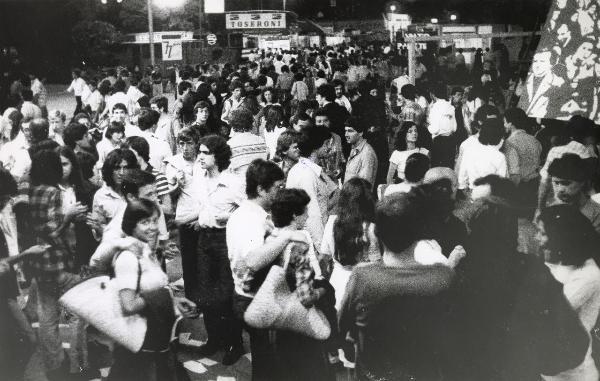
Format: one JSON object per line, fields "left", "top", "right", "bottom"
{"left": 20, "top": 89, "right": 42, "bottom": 120}
{"left": 82, "top": 79, "right": 103, "bottom": 120}
{"left": 66, "top": 68, "right": 86, "bottom": 115}
{"left": 503, "top": 108, "right": 543, "bottom": 209}
{"left": 428, "top": 84, "right": 457, "bottom": 139}
{"left": 227, "top": 159, "right": 304, "bottom": 380}
{"left": 458, "top": 118, "right": 508, "bottom": 196}
{"left": 126, "top": 77, "right": 145, "bottom": 115}
{"left": 29, "top": 72, "right": 47, "bottom": 116}
{"left": 391, "top": 68, "right": 410, "bottom": 101}
{"left": 428, "top": 84, "right": 458, "bottom": 168}
{"left": 150, "top": 95, "right": 176, "bottom": 154}
{"left": 333, "top": 79, "right": 352, "bottom": 114}
{"left": 136, "top": 108, "right": 171, "bottom": 172}
{"left": 273, "top": 55, "right": 285, "bottom": 74}
{"left": 101, "top": 79, "right": 129, "bottom": 119}
{"left": 0, "top": 121, "right": 32, "bottom": 179}
{"left": 111, "top": 103, "right": 141, "bottom": 137}
{"left": 455, "top": 104, "right": 500, "bottom": 175}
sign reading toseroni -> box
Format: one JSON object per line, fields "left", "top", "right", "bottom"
{"left": 226, "top": 13, "right": 286, "bottom": 29}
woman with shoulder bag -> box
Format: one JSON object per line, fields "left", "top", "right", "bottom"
{"left": 107, "top": 199, "right": 197, "bottom": 381}
{"left": 248, "top": 188, "right": 336, "bottom": 381}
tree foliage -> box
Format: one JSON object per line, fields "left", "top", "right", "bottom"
{"left": 115, "top": 0, "right": 199, "bottom": 33}
{"left": 72, "top": 20, "right": 123, "bottom": 67}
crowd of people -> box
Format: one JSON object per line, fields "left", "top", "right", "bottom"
{"left": 1, "top": 41, "right": 600, "bottom": 381}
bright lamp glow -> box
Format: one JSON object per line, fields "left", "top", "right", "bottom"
{"left": 450, "top": 14, "right": 457, "bottom": 21}
{"left": 101, "top": 0, "right": 107, "bottom": 4}
{"left": 431, "top": 18, "right": 438, "bottom": 23}
{"left": 390, "top": 5, "right": 396, "bottom": 11}
{"left": 154, "top": 0, "right": 185, "bottom": 8}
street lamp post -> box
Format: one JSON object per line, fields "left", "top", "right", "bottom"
{"left": 147, "top": 0, "right": 155, "bottom": 66}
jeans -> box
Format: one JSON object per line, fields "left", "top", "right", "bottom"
{"left": 74, "top": 96, "right": 83, "bottom": 116}
{"left": 196, "top": 228, "right": 242, "bottom": 348}
{"left": 36, "top": 272, "right": 86, "bottom": 372}
{"left": 178, "top": 224, "right": 200, "bottom": 299}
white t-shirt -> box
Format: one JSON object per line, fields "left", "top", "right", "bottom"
{"left": 264, "top": 125, "right": 286, "bottom": 160}
{"left": 114, "top": 249, "right": 168, "bottom": 293}
{"left": 384, "top": 182, "right": 415, "bottom": 197}
{"left": 226, "top": 200, "right": 271, "bottom": 298}
{"left": 389, "top": 148, "right": 429, "bottom": 180}
{"left": 458, "top": 142, "right": 508, "bottom": 190}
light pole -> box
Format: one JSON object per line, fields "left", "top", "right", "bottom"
{"left": 147, "top": 0, "right": 155, "bottom": 66}
{"left": 389, "top": 4, "right": 397, "bottom": 45}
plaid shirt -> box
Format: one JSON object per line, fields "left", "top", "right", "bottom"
{"left": 29, "top": 185, "right": 75, "bottom": 275}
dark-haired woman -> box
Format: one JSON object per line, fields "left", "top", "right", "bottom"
{"left": 194, "top": 134, "right": 245, "bottom": 365}
{"left": 537, "top": 204, "right": 600, "bottom": 381}
{"left": 90, "top": 148, "right": 139, "bottom": 238}
{"left": 253, "top": 88, "right": 282, "bottom": 136}
{"left": 260, "top": 105, "right": 287, "bottom": 159}
{"left": 96, "top": 120, "right": 125, "bottom": 168}
{"left": 56, "top": 146, "right": 99, "bottom": 269}
{"left": 386, "top": 121, "right": 430, "bottom": 184}
{"left": 320, "top": 178, "right": 380, "bottom": 311}
{"left": 108, "top": 199, "right": 197, "bottom": 381}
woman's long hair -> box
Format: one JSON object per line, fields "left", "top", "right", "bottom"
{"left": 333, "top": 178, "right": 375, "bottom": 266}
{"left": 264, "top": 104, "right": 284, "bottom": 132}
{"left": 56, "top": 145, "right": 97, "bottom": 206}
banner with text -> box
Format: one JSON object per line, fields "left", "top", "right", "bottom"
{"left": 226, "top": 13, "right": 286, "bottom": 30}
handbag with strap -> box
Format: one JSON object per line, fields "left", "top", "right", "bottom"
{"left": 243, "top": 239, "right": 331, "bottom": 340}
{"left": 59, "top": 253, "right": 147, "bottom": 353}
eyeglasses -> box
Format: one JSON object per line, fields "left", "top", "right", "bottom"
{"left": 177, "top": 141, "right": 195, "bottom": 147}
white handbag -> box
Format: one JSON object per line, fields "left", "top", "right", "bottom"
{"left": 59, "top": 258, "right": 147, "bottom": 353}
{"left": 244, "top": 239, "right": 331, "bottom": 340}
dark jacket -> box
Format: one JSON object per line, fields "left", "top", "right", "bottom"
{"left": 450, "top": 251, "right": 589, "bottom": 380}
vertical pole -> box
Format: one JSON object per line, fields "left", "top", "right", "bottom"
{"left": 147, "top": 0, "right": 155, "bottom": 67}
{"left": 283, "top": 0, "right": 286, "bottom": 11}
{"left": 198, "top": 0, "right": 203, "bottom": 38}
{"left": 408, "top": 40, "right": 416, "bottom": 85}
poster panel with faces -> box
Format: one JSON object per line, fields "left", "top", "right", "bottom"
{"left": 519, "top": 0, "right": 600, "bottom": 121}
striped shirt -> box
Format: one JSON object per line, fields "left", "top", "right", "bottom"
{"left": 227, "top": 132, "right": 268, "bottom": 176}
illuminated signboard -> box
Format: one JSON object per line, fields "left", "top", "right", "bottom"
{"left": 226, "top": 13, "right": 286, "bottom": 30}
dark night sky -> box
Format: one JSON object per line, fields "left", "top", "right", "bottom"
{"left": 0, "top": 0, "right": 552, "bottom": 79}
